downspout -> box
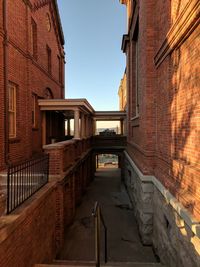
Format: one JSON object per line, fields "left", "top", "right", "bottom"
{"left": 3, "top": 0, "right": 9, "bottom": 166}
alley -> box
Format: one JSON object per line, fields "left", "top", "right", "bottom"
{"left": 58, "top": 168, "right": 158, "bottom": 264}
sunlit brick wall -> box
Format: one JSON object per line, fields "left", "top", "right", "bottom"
{"left": 123, "top": 0, "right": 200, "bottom": 219}
{"left": 0, "top": 0, "right": 65, "bottom": 169}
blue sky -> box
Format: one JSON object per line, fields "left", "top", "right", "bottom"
{"left": 57, "top": 0, "right": 126, "bottom": 111}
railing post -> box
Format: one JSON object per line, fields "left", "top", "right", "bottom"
{"left": 93, "top": 201, "right": 108, "bottom": 267}
{"left": 7, "top": 166, "right": 10, "bottom": 214}
{"left": 6, "top": 154, "right": 49, "bottom": 214}
{"left": 104, "top": 220, "right": 107, "bottom": 263}
{"left": 94, "top": 205, "right": 100, "bottom": 267}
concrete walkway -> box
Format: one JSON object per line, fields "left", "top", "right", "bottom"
{"left": 57, "top": 168, "right": 158, "bottom": 264}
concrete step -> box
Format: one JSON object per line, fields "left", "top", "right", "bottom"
{"left": 54, "top": 260, "right": 95, "bottom": 266}
{"left": 35, "top": 260, "right": 167, "bottom": 267}
{"left": 102, "top": 263, "right": 166, "bottom": 267}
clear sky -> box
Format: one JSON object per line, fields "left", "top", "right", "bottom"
{"left": 57, "top": 0, "right": 126, "bottom": 111}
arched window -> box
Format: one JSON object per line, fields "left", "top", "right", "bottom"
{"left": 44, "top": 88, "right": 54, "bottom": 99}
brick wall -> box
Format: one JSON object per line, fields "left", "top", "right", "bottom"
{"left": 0, "top": 34, "right": 5, "bottom": 170}
{"left": 0, "top": 0, "right": 65, "bottom": 170}
{"left": 0, "top": 143, "right": 94, "bottom": 267}
{"left": 123, "top": 0, "right": 200, "bottom": 219}
{"left": 0, "top": 183, "right": 58, "bottom": 267}
{"left": 0, "top": 1, "right": 5, "bottom": 170}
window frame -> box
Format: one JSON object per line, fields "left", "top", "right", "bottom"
{"left": 8, "top": 82, "right": 17, "bottom": 139}
{"left": 31, "top": 18, "right": 37, "bottom": 59}
{"left": 46, "top": 45, "right": 52, "bottom": 74}
{"left": 135, "top": 39, "right": 139, "bottom": 116}
{"left": 32, "top": 93, "right": 37, "bottom": 128}
{"left": 57, "top": 55, "right": 62, "bottom": 83}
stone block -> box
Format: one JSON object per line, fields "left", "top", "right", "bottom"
{"left": 141, "top": 182, "right": 154, "bottom": 193}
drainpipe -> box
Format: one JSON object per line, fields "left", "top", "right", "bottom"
{"left": 3, "top": 0, "right": 9, "bottom": 166}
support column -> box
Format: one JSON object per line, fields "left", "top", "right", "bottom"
{"left": 93, "top": 118, "right": 96, "bottom": 135}
{"left": 74, "top": 109, "right": 80, "bottom": 139}
{"left": 120, "top": 120, "right": 124, "bottom": 135}
{"left": 85, "top": 115, "right": 89, "bottom": 137}
{"left": 88, "top": 116, "right": 90, "bottom": 137}
{"left": 67, "top": 119, "right": 71, "bottom": 136}
{"left": 81, "top": 113, "right": 86, "bottom": 139}
{"left": 96, "top": 155, "right": 99, "bottom": 169}
{"left": 89, "top": 117, "right": 93, "bottom": 136}
{"left": 124, "top": 118, "right": 127, "bottom": 136}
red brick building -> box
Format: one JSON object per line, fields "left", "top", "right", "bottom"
{"left": 121, "top": 0, "right": 200, "bottom": 266}
{"left": 0, "top": 0, "right": 65, "bottom": 171}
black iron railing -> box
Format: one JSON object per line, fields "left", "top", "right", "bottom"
{"left": 7, "top": 154, "right": 49, "bottom": 214}
{"left": 92, "top": 201, "right": 107, "bottom": 267}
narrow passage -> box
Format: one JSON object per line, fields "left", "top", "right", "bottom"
{"left": 58, "top": 168, "right": 157, "bottom": 263}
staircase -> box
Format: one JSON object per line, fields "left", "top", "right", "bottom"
{"left": 35, "top": 260, "right": 167, "bottom": 267}
{"left": 35, "top": 185, "right": 168, "bottom": 267}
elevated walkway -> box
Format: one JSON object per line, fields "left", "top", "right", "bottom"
{"left": 92, "top": 135, "right": 126, "bottom": 152}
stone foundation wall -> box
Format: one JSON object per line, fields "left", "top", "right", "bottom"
{"left": 124, "top": 152, "right": 200, "bottom": 267}
{"left": 153, "top": 188, "right": 200, "bottom": 267}
{"left": 124, "top": 156, "right": 154, "bottom": 245}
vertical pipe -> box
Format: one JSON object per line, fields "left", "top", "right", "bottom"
{"left": 17, "top": 165, "right": 19, "bottom": 207}
{"left": 97, "top": 206, "right": 101, "bottom": 267}
{"left": 3, "top": 0, "right": 9, "bottom": 165}
{"left": 7, "top": 167, "right": 10, "bottom": 214}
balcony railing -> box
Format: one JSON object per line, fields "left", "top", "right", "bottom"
{"left": 7, "top": 154, "right": 49, "bottom": 214}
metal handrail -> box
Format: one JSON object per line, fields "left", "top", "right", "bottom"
{"left": 7, "top": 154, "right": 49, "bottom": 214}
{"left": 92, "top": 201, "right": 107, "bottom": 267}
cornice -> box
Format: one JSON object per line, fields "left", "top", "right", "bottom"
{"left": 121, "top": 1, "right": 138, "bottom": 53}
{"left": 119, "top": 0, "right": 127, "bottom": 5}
{"left": 121, "top": 34, "right": 130, "bottom": 53}
{"left": 22, "top": 0, "right": 33, "bottom": 9}
{"left": 128, "top": 1, "right": 137, "bottom": 38}
{"left": 32, "top": 0, "right": 49, "bottom": 11}
{"left": 154, "top": 0, "right": 200, "bottom": 68}
{"left": 32, "top": 0, "right": 65, "bottom": 45}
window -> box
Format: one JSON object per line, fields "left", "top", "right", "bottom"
{"left": 134, "top": 20, "right": 139, "bottom": 116}
{"left": 57, "top": 56, "right": 62, "bottom": 83}
{"left": 31, "top": 18, "right": 37, "bottom": 58}
{"left": 44, "top": 88, "right": 53, "bottom": 99}
{"left": 9, "top": 83, "right": 17, "bottom": 138}
{"left": 46, "top": 13, "right": 51, "bottom": 32}
{"left": 46, "top": 45, "right": 52, "bottom": 74}
{"left": 32, "top": 94, "right": 37, "bottom": 128}
{"left": 135, "top": 39, "right": 139, "bottom": 115}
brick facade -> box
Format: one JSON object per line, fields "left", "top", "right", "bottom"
{"left": 0, "top": 0, "right": 65, "bottom": 170}
{"left": 121, "top": 0, "right": 200, "bottom": 220}
{"left": 0, "top": 138, "right": 94, "bottom": 267}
